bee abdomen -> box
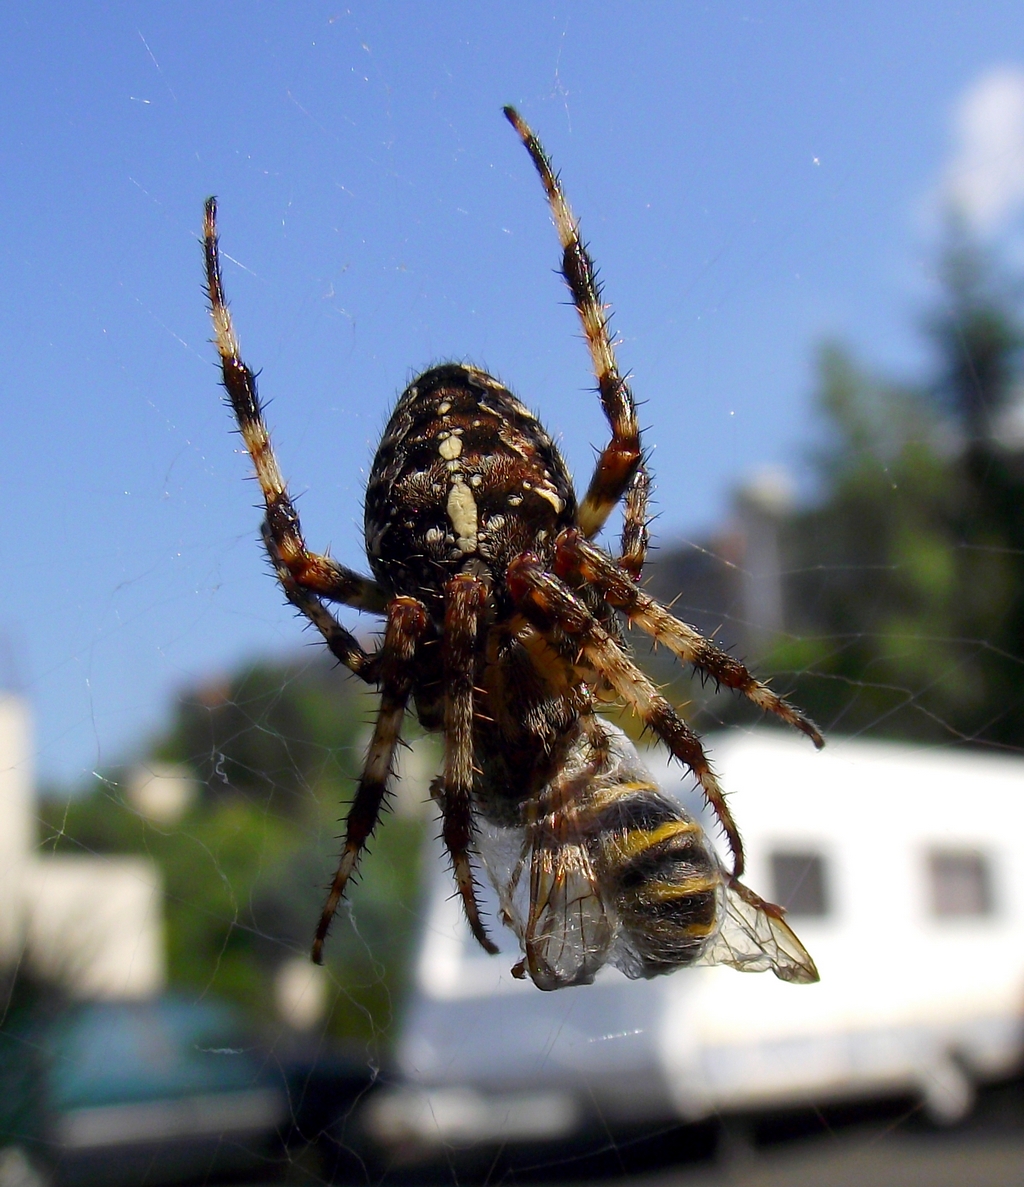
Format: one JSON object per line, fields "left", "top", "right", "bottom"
{"left": 590, "top": 784, "right": 721, "bottom": 976}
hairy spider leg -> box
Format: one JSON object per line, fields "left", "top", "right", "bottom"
{"left": 311, "top": 597, "right": 427, "bottom": 964}
{"left": 441, "top": 575, "right": 500, "bottom": 954}
{"left": 503, "top": 108, "right": 646, "bottom": 560}
{"left": 507, "top": 555, "right": 747, "bottom": 878}
{"left": 617, "top": 465, "right": 651, "bottom": 581}
{"left": 204, "top": 198, "right": 388, "bottom": 634}
{"left": 261, "top": 524, "right": 380, "bottom": 681}
{"left": 554, "top": 530, "right": 825, "bottom": 749}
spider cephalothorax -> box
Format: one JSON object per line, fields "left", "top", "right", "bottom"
{"left": 204, "top": 107, "right": 823, "bottom": 989}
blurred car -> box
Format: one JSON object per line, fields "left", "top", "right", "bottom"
{"left": 7, "top": 996, "right": 288, "bottom": 1186}
{"left": 365, "top": 731, "right": 1024, "bottom": 1162}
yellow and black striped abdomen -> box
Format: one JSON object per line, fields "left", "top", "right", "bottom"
{"left": 592, "top": 779, "right": 721, "bottom": 978}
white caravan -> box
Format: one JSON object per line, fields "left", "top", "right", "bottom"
{"left": 367, "top": 730, "right": 1024, "bottom": 1151}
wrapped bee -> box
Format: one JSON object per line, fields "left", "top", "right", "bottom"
{"left": 478, "top": 721, "right": 817, "bottom": 989}
{"left": 203, "top": 107, "right": 822, "bottom": 989}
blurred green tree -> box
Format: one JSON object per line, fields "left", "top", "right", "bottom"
{"left": 772, "top": 227, "right": 1024, "bottom": 745}
{"left": 40, "top": 655, "right": 430, "bottom": 1048}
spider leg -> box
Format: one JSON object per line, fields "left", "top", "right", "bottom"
{"left": 261, "top": 524, "right": 380, "bottom": 683}
{"left": 554, "top": 530, "right": 825, "bottom": 748}
{"left": 204, "top": 198, "right": 388, "bottom": 625}
{"left": 507, "top": 554, "right": 746, "bottom": 878}
{"left": 311, "top": 596, "right": 427, "bottom": 964}
{"left": 441, "top": 574, "right": 499, "bottom": 954}
{"left": 504, "top": 108, "right": 642, "bottom": 542}
{"left": 618, "top": 463, "right": 650, "bottom": 580}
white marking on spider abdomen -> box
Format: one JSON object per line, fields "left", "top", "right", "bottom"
{"left": 439, "top": 435, "right": 463, "bottom": 460}
{"left": 447, "top": 479, "right": 478, "bottom": 553}
{"left": 534, "top": 485, "right": 564, "bottom": 514}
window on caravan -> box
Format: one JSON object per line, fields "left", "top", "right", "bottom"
{"left": 927, "top": 849, "right": 994, "bottom": 918}
{"left": 769, "top": 851, "right": 829, "bottom": 917}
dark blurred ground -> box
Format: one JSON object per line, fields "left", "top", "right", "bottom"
{"left": 641, "top": 1127, "right": 1024, "bottom": 1187}
{"left": 230, "top": 1076, "right": 1024, "bottom": 1187}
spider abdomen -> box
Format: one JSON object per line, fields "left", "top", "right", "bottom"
{"left": 364, "top": 364, "right": 577, "bottom": 608}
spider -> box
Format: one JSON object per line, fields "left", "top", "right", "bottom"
{"left": 203, "top": 107, "right": 823, "bottom": 985}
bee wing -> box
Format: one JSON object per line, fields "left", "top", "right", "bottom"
{"left": 699, "top": 875, "right": 819, "bottom": 985}
{"left": 520, "top": 832, "right": 616, "bottom": 991}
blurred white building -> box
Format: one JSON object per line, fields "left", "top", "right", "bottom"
{"left": 0, "top": 695, "right": 165, "bottom": 999}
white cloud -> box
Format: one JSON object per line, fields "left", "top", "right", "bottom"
{"left": 942, "top": 66, "right": 1024, "bottom": 234}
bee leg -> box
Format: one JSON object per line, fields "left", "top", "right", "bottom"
{"left": 311, "top": 597, "right": 427, "bottom": 964}
{"left": 441, "top": 575, "right": 499, "bottom": 955}
{"left": 553, "top": 529, "right": 824, "bottom": 749}
{"left": 507, "top": 554, "right": 746, "bottom": 879}
{"left": 727, "top": 874, "right": 787, "bottom": 920}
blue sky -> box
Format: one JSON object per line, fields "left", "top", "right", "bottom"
{"left": 5, "top": 1, "right": 1024, "bottom": 784}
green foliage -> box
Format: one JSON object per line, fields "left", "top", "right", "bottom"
{"left": 928, "top": 220, "right": 1024, "bottom": 438}
{"left": 40, "top": 656, "right": 430, "bottom": 1049}
{"left": 152, "top": 659, "right": 374, "bottom": 818}
{"left": 769, "top": 232, "right": 1024, "bottom": 745}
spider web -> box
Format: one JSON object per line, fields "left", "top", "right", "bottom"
{"left": 4, "top": 8, "right": 1024, "bottom": 1186}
